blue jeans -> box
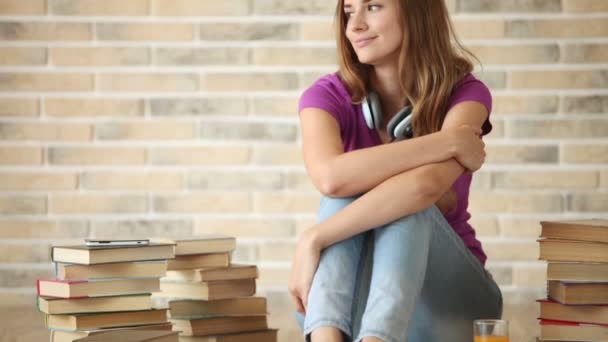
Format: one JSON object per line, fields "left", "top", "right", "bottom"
{"left": 295, "top": 196, "right": 503, "bottom": 342}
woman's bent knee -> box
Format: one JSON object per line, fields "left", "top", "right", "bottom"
{"left": 318, "top": 195, "right": 359, "bottom": 222}
{"left": 377, "top": 205, "right": 440, "bottom": 241}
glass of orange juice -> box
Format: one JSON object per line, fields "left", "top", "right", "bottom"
{"left": 474, "top": 319, "right": 509, "bottom": 342}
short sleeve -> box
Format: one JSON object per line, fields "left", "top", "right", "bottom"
{"left": 298, "top": 75, "right": 349, "bottom": 130}
{"left": 447, "top": 74, "right": 493, "bottom": 136}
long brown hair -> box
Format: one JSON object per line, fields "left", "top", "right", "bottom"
{"left": 335, "top": 0, "right": 480, "bottom": 137}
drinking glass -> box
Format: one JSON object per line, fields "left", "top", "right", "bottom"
{"left": 474, "top": 319, "right": 509, "bottom": 342}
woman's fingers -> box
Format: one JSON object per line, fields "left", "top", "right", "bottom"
{"left": 288, "top": 277, "right": 304, "bottom": 312}
{"left": 288, "top": 267, "right": 306, "bottom": 313}
{"left": 302, "top": 287, "right": 310, "bottom": 312}
{"left": 290, "top": 291, "right": 305, "bottom": 313}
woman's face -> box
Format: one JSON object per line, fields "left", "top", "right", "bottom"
{"left": 343, "top": 0, "right": 404, "bottom": 66}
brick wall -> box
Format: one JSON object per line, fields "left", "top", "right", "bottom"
{"left": 0, "top": 0, "right": 606, "bottom": 341}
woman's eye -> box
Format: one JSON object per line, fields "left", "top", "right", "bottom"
{"left": 344, "top": 4, "right": 381, "bottom": 18}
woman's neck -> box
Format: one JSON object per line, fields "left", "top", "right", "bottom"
{"left": 370, "top": 64, "right": 409, "bottom": 122}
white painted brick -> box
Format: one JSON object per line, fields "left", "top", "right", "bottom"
{"left": 0, "top": 5, "right": 606, "bottom": 342}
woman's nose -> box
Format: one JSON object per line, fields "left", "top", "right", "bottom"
{"left": 348, "top": 10, "right": 368, "bottom": 31}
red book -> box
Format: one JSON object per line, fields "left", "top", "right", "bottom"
{"left": 539, "top": 318, "right": 608, "bottom": 327}
{"left": 37, "top": 278, "right": 160, "bottom": 298}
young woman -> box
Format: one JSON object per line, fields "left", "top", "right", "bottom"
{"left": 288, "top": 0, "right": 503, "bottom": 341}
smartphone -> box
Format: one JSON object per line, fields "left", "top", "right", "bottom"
{"left": 85, "top": 239, "right": 150, "bottom": 247}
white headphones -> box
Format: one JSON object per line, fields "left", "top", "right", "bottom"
{"left": 362, "top": 92, "right": 414, "bottom": 141}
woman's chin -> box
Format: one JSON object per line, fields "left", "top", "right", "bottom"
{"left": 356, "top": 55, "right": 378, "bottom": 65}
{"left": 357, "top": 54, "right": 396, "bottom": 67}
{"left": 355, "top": 52, "right": 392, "bottom": 66}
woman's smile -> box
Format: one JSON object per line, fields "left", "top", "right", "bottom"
{"left": 354, "top": 36, "right": 378, "bottom": 48}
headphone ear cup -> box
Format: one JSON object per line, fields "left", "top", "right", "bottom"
{"left": 393, "top": 110, "right": 414, "bottom": 140}
{"left": 387, "top": 106, "right": 412, "bottom": 140}
{"left": 362, "top": 96, "right": 374, "bottom": 130}
{"left": 368, "top": 92, "right": 383, "bottom": 130}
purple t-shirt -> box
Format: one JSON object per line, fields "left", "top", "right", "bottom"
{"left": 298, "top": 72, "right": 493, "bottom": 266}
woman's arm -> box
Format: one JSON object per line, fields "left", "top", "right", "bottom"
{"left": 300, "top": 107, "right": 481, "bottom": 197}
{"left": 305, "top": 101, "right": 488, "bottom": 249}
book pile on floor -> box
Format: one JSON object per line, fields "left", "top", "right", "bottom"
{"left": 153, "top": 235, "right": 278, "bottom": 341}
{"left": 536, "top": 219, "right": 608, "bottom": 342}
{"left": 37, "top": 242, "right": 179, "bottom": 342}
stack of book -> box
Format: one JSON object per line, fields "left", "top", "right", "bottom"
{"left": 37, "top": 242, "right": 179, "bottom": 342}
{"left": 537, "top": 219, "right": 608, "bottom": 342}
{"left": 153, "top": 235, "right": 278, "bottom": 341}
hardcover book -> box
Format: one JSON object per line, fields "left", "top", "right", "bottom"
{"left": 151, "top": 235, "right": 236, "bottom": 256}
{"left": 540, "top": 219, "right": 608, "bottom": 243}
{"left": 37, "top": 278, "right": 160, "bottom": 298}
{"left": 51, "top": 244, "right": 175, "bottom": 265}
{"left": 38, "top": 293, "right": 152, "bottom": 314}
{"left": 164, "top": 264, "right": 258, "bottom": 282}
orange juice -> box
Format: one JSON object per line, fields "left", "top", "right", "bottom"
{"left": 474, "top": 336, "right": 509, "bottom": 342}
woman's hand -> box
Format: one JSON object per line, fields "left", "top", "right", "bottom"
{"left": 447, "top": 125, "right": 486, "bottom": 172}
{"left": 288, "top": 229, "right": 322, "bottom": 314}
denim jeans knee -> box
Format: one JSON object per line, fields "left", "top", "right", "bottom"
{"left": 300, "top": 195, "right": 366, "bottom": 340}
{"left": 317, "top": 195, "right": 359, "bottom": 221}
{"left": 355, "top": 206, "right": 435, "bottom": 342}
